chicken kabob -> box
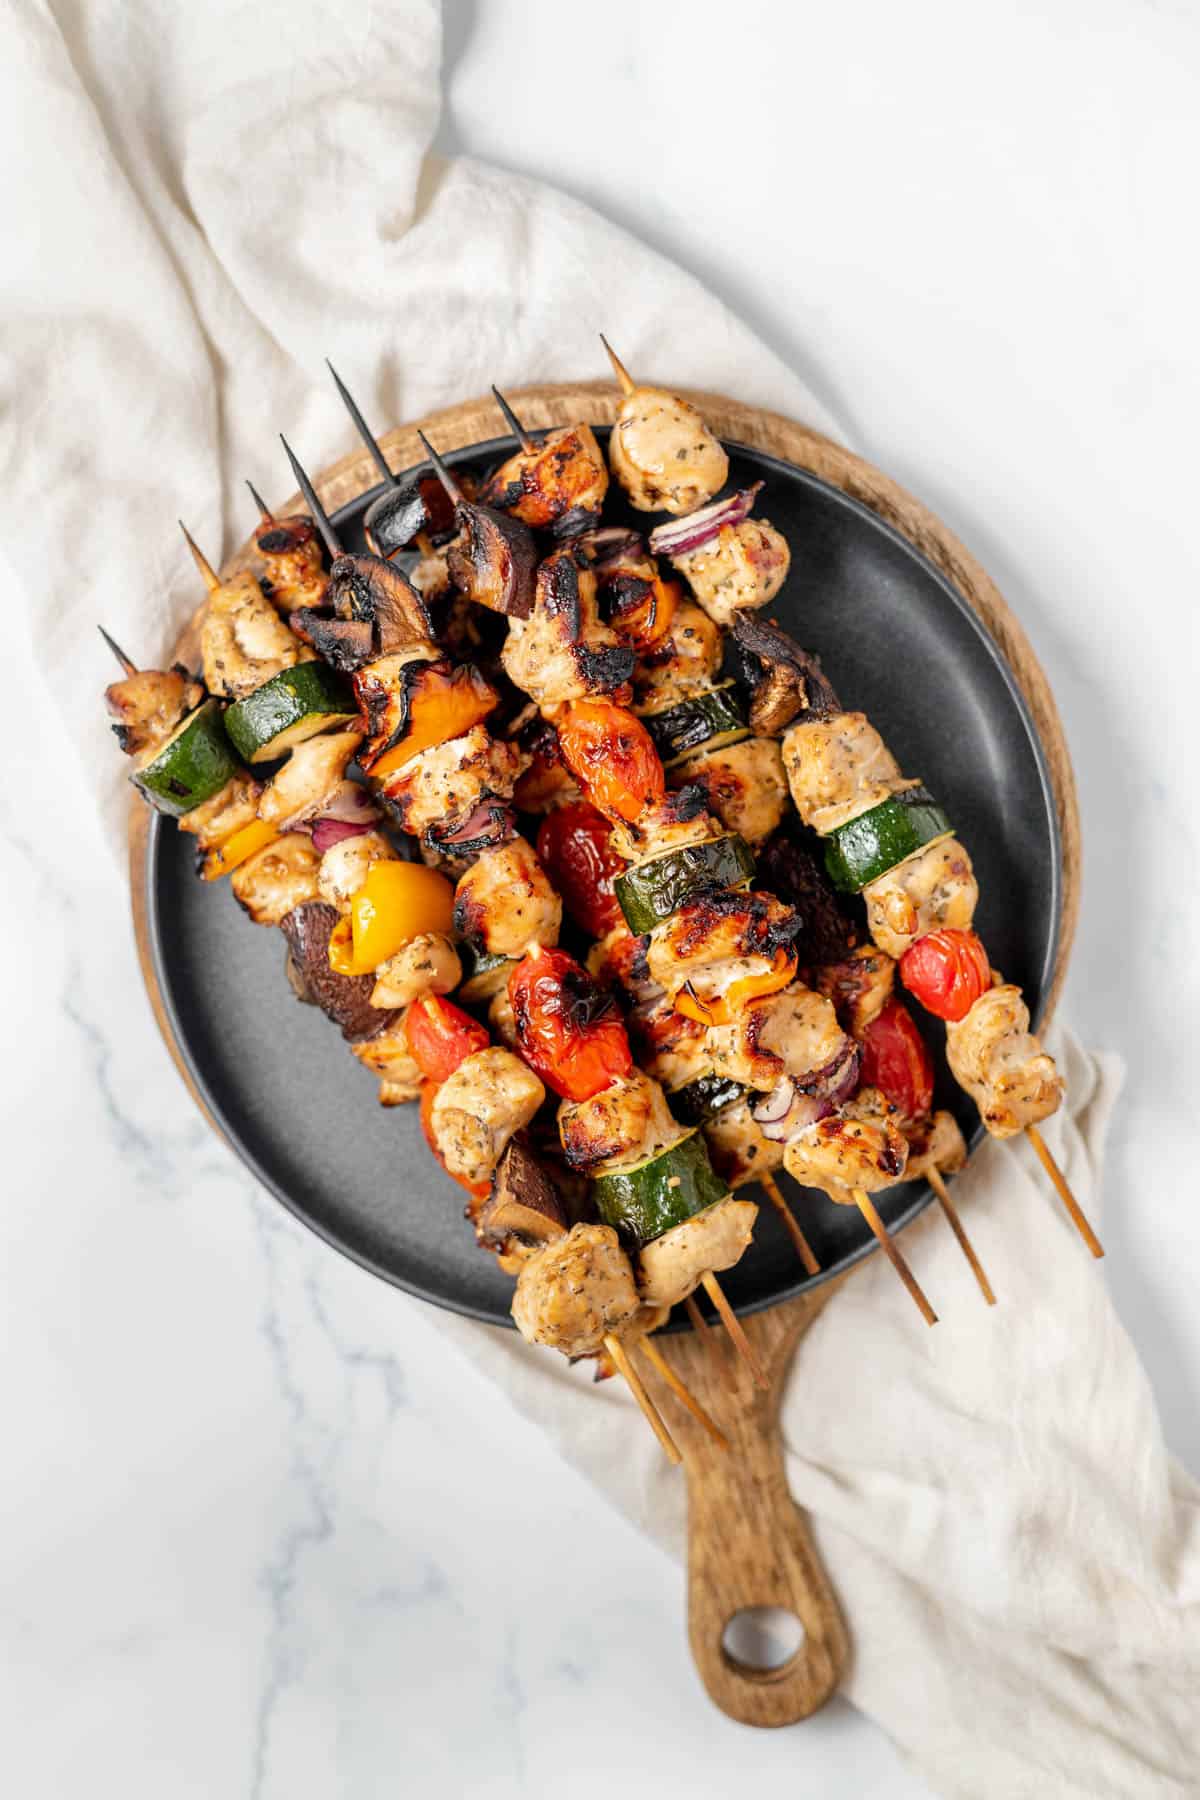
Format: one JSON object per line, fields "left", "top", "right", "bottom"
{"left": 116, "top": 519, "right": 719, "bottom": 1461}
{"left": 593, "top": 341, "right": 1095, "bottom": 1261}
{"left": 415, "top": 434, "right": 939, "bottom": 1332}
{"left": 732, "top": 618, "right": 1102, "bottom": 1260}
{"left": 552, "top": 487, "right": 995, "bottom": 1302}
{"left": 264, "top": 444, "right": 727, "bottom": 1444}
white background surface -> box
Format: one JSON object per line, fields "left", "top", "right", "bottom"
{"left": 3, "top": 3, "right": 1199, "bottom": 1795}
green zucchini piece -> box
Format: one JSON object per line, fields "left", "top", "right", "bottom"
{"left": 823, "top": 787, "right": 952, "bottom": 893}
{"left": 642, "top": 681, "right": 746, "bottom": 762}
{"left": 669, "top": 1071, "right": 749, "bottom": 1128}
{"left": 132, "top": 699, "right": 242, "bottom": 818}
{"left": 458, "top": 944, "right": 515, "bottom": 1004}
{"left": 592, "top": 1130, "right": 731, "bottom": 1245}
{"left": 223, "top": 662, "right": 357, "bottom": 764}
{"left": 615, "top": 833, "right": 755, "bottom": 935}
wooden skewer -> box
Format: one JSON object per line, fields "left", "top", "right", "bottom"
{"left": 178, "top": 520, "right": 220, "bottom": 594}
{"left": 852, "top": 1189, "right": 938, "bottom": 1327}
{"left": 279, "top": 436, "right": 344, "bottom": 560}
{"left": 638, "top": 1339, "right": 729, "bottom": 1451}
{"left": 604, "top": 1333, "right": 681, "bottom": 1464}
{"left": 245, "top": 479, "right": 274, "bottom": 524}
{"left": 416, "top": 430, "right": 465, "bottom": 506}
{"left": 760, "top": 1171, "right": 821, "bottom": 1276}
{"left": 1026, "top": 1125, "right": 1104, "bottom": 1259}
{"left": 684, "top": 1293, "right": 713, "bottom": 1342}
{"left": 326, "top": 359, "right": 398, "bottom": 489}
{"left": 491, "top": 384, "right": 537, "bottom": 454}
{"left": 700, "top": 1271, "right": 769, "bottom": 1390}
{"left": 599, "top": 333, "right": 636, "bottom": 396}
{"left": 927, "top": 1168, "right": 996, "bottom": 1305}
{"left": 97, "top": 626, "right": 137, "bottom": 675}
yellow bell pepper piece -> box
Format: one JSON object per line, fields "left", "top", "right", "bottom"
{"left": 327, "top": 861, "right": 456, "bottom": 976}
{"left": 674, "top": 948, "right": 798, "bottom": 1027}
{"left": 201, "top": 817, "right": 280, "bottom": 881}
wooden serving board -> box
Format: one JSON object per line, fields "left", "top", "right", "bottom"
{"left": 128, "top": 383, "right": 1078, "bottom": 1730}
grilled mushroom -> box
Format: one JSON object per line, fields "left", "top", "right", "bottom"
{"left": 731, "top": 615, "right": 843, "bottom": 735}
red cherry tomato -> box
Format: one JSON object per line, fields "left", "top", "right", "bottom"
{"left": 859, "top": 997, "right": 934, "bottom": 1124}
{"left": 556, "top": 699, "right": 665, "bottom": 825}
{"left": 537, "top": 801, "right": 624, "bottom": 936}
{"left": 405, "top": 994, "right": 489, "bottom": 1084}
{"left": 899, "top": 929, "right": 992, "bottom": 1023}
{"left": 508, "top": 945, "right": 633, "bottom": 1102}
{"left": 419, "top": 1080, "right": 490, "bottom": 1201}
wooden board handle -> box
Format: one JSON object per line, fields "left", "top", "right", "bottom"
{"left": 663, "top": 1291, "right": 850, "bottom": 1726}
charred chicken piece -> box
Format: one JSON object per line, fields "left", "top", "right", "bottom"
{"left": 501, "top": 546, "right": 635, "bottom": 711}
{"left": 637, "top": 1196, "right": 758, "bottom": 1309}
{"left": 231, "top": 833, "right": 322, "bottom": 927}
{"left": 905, "top": 1110, "right": 968, "bottom": 1182}
{"left": 452, "top": 836, "right": 562, "bottom": 959}
{"left": 669, "top": 517, "right": 790, "bottom": 627}
{"left": 945, "top": 984, "right": 1064, "bottom": 1139}
{"left": 557, "top": 1069, "right": 679, "bottom": 1173}
{"left": 704, "top": 984, "right": 849, "bottom": 1093}
{"left": 202, "top": 569, "right": 311, "bottom": 700}
{"left": 730, "top": 615, "right": 842, "bottom": 736}
{"left": 607, "top": 786, "right": 716, "bottom": 865}
{"left": 669, "top": 737, "right": 789, "bottom": 847}
{"left": 374, "top": 724, "right": 523, "bottom": 838}
{"left": 646, "top": 889, "right": 801, "bottom": 1011}
{"left": 512, "top": 719, "right": 582, "bottom": 814}
{"left": 634, "top": 600, "right": 723, "bottom": 709}
{"left": 511, "top": 1222, "right": 642, "bottom": 1357}
{"left": 353, "top": 650, "right": 496, "bottom": 774}
{"left": 482, "top": 418, "right": 609, "bottom": 537}
{"left": 814, "top": 945, "right": 896, "bottom": 1037}
{"left": 253, "top": 512, "right": 328, "bottom": 612}
{"left": 781, "top": 1087, "right": 909, "bottom": 1203}
{"left": 862, "top": 837, "right": 979, "bottom": 960}
{"left": 782, "top": 711, "right": 916, "bottom": 836}
{"left": 105, "top": 665, "right": 204, "bottom": 761}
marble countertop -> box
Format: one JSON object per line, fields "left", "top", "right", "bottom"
{"left": 5, "top": 4, "right": 1199, "bottom": 1795}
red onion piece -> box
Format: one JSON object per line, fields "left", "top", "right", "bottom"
{"left": 311, "top": 817, "right": 372, "bottom": 853}
{"left": 576, "top": 527, "right": 645, "bottom": 572}
{"left": 752, "top": 1080, "right": 833, "bottom": 1143}
{"left": 648, "top": 483, "right": 763, "bottom": 559}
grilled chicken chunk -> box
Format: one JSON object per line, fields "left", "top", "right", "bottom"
{"left": 558, "top": 1070, "right": 679, "bottom": 1172}
{"left": 501, "top": 547, "right": 633, "bottom": 710}
{"left": 781, "top": 712, "right": 914, "bottom": 836}
{"left": 177, "top": 772, "right": 263, "bottom": 851}
{"left": 257, "top": 730, "right": 365, "bottom": 830}
{"left": 670, "top": 517, "right": 790, "bottom": 626}
{"left": 862, "top": 837, "right": 979, "bottom": 959}
{"left": 609, "top": 790, "right": 719, "bottom": 865}
{"left": 638, "top": 1195, "right": 757, "bottom": 1309}
{"left": 670, "top": 736, "right": 788, "bottom": 846}
{"left": 231, "top": 833, "right": 321, "bottom": 926}
{"left": 646, "top": 890, "right": 799, "bottom": 1009}
{"left": 255, "top": 514, "right": 328, "bottom": 612}
{"left": 946, "top": 984, "right": 1063, "bottom": 1138}
{"left": 430, "top": 1048, "right": 545, "bottom": 1186}
{"left": 376, "top": 724, "right": 523, "bottom": 836}
{"left": 201, "top": 570, "right": 310, "bottom": 699}
{"left": 782, "top": 1090, "right": 909, "bottom": 1202}
{"left": 704, "top": 985, "right": 847, "bottom": 1091}
{"left": 587, "top": 925, "right": 663, "bottom": 1013}
{"left": 315, "top": 830, "right": 397, "bottom": 912}
{"left": 370, "top": 933, "right": 462, "bottom": 1009}
{"left": 512, "top": 1222, "right": 642, "bottom": 1356}
{"left": 608, "top": 387, "right": 729, "bottom": 515}
{"left": 905, "top": 1110, "right": 968, "bottom": 1181}
{"left": 350, "top": 1012, "right": 423, "bottom": 1105}
{"left": 105, "top": 666, "right": 204, "bottom": 761}
{"left": 453, "top": 837, "right": 562, "bottom": 959}
{"left": 633, "top": 600, "right": 723, "bottom": 709}
{"left": 483, "top": 424, "right": 609, "bottom": 534}
{"left": 814, "top": 945, "right": 896, "bottom": 1036}
{"left": 704, "top": 1099, "right": 785, "bottom": 1188}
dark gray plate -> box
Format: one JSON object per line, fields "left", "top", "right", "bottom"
{"left": 145, "top": 435, "right": 1059, "bottom": 1326}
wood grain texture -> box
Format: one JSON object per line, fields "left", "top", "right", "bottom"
{"left": 128, "top": 381, "right": 1079, "bottom": 1729}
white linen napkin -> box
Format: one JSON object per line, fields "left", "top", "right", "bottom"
{"left": 3, "top": 3, "right": 1195, "bottom": 1794}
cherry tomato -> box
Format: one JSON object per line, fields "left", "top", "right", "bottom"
{"left": 556, "top": 699, "right": 665, "bottom": 825}
{"left": 900, "top": 929, "right": 991, "bottom": 1023}
{"left": 537, "top": 801, "right": 624, "bottom": 936}
{"left": 405, "top": 994, "right": 490, "bottom": 1084}
{"left": 859, "top": 997, "right": 934, "bottom": 1124}
{"left": 508, "top": 945, "right": 633, "bottom": 1102}
{"left": 419, "top": 1080, "right": 490, "bottom": 1201}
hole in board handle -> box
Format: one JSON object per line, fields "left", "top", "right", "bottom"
{"left": 721, "top": 1606, "right": 806, "bottom": 1677}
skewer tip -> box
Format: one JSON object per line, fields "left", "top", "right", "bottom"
{"left": 325, "top": 359, "right": 396, "bottom": 486}
{"left": 491, "top": 384, "right": 537, "bottom": 454}
{"left": 1025, "top": 1126, "right": 1104, "bottom": 1259}
{"left": 178, "top": 520, "right": 220, "bottom": 594}
{"left": 416, "top": 430, "right": 464, "bottom": 506}
{"left": 599, "top": 333, "right": 636, "bottom": 396}
{"left": 245, "top": 479, "right": 274, "bottom": 525}
{"left": 97, "top": 625, "right": 137, "bottom": 675}
{"left": 278, "top": 435, "right": 342, "bottom": 560}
